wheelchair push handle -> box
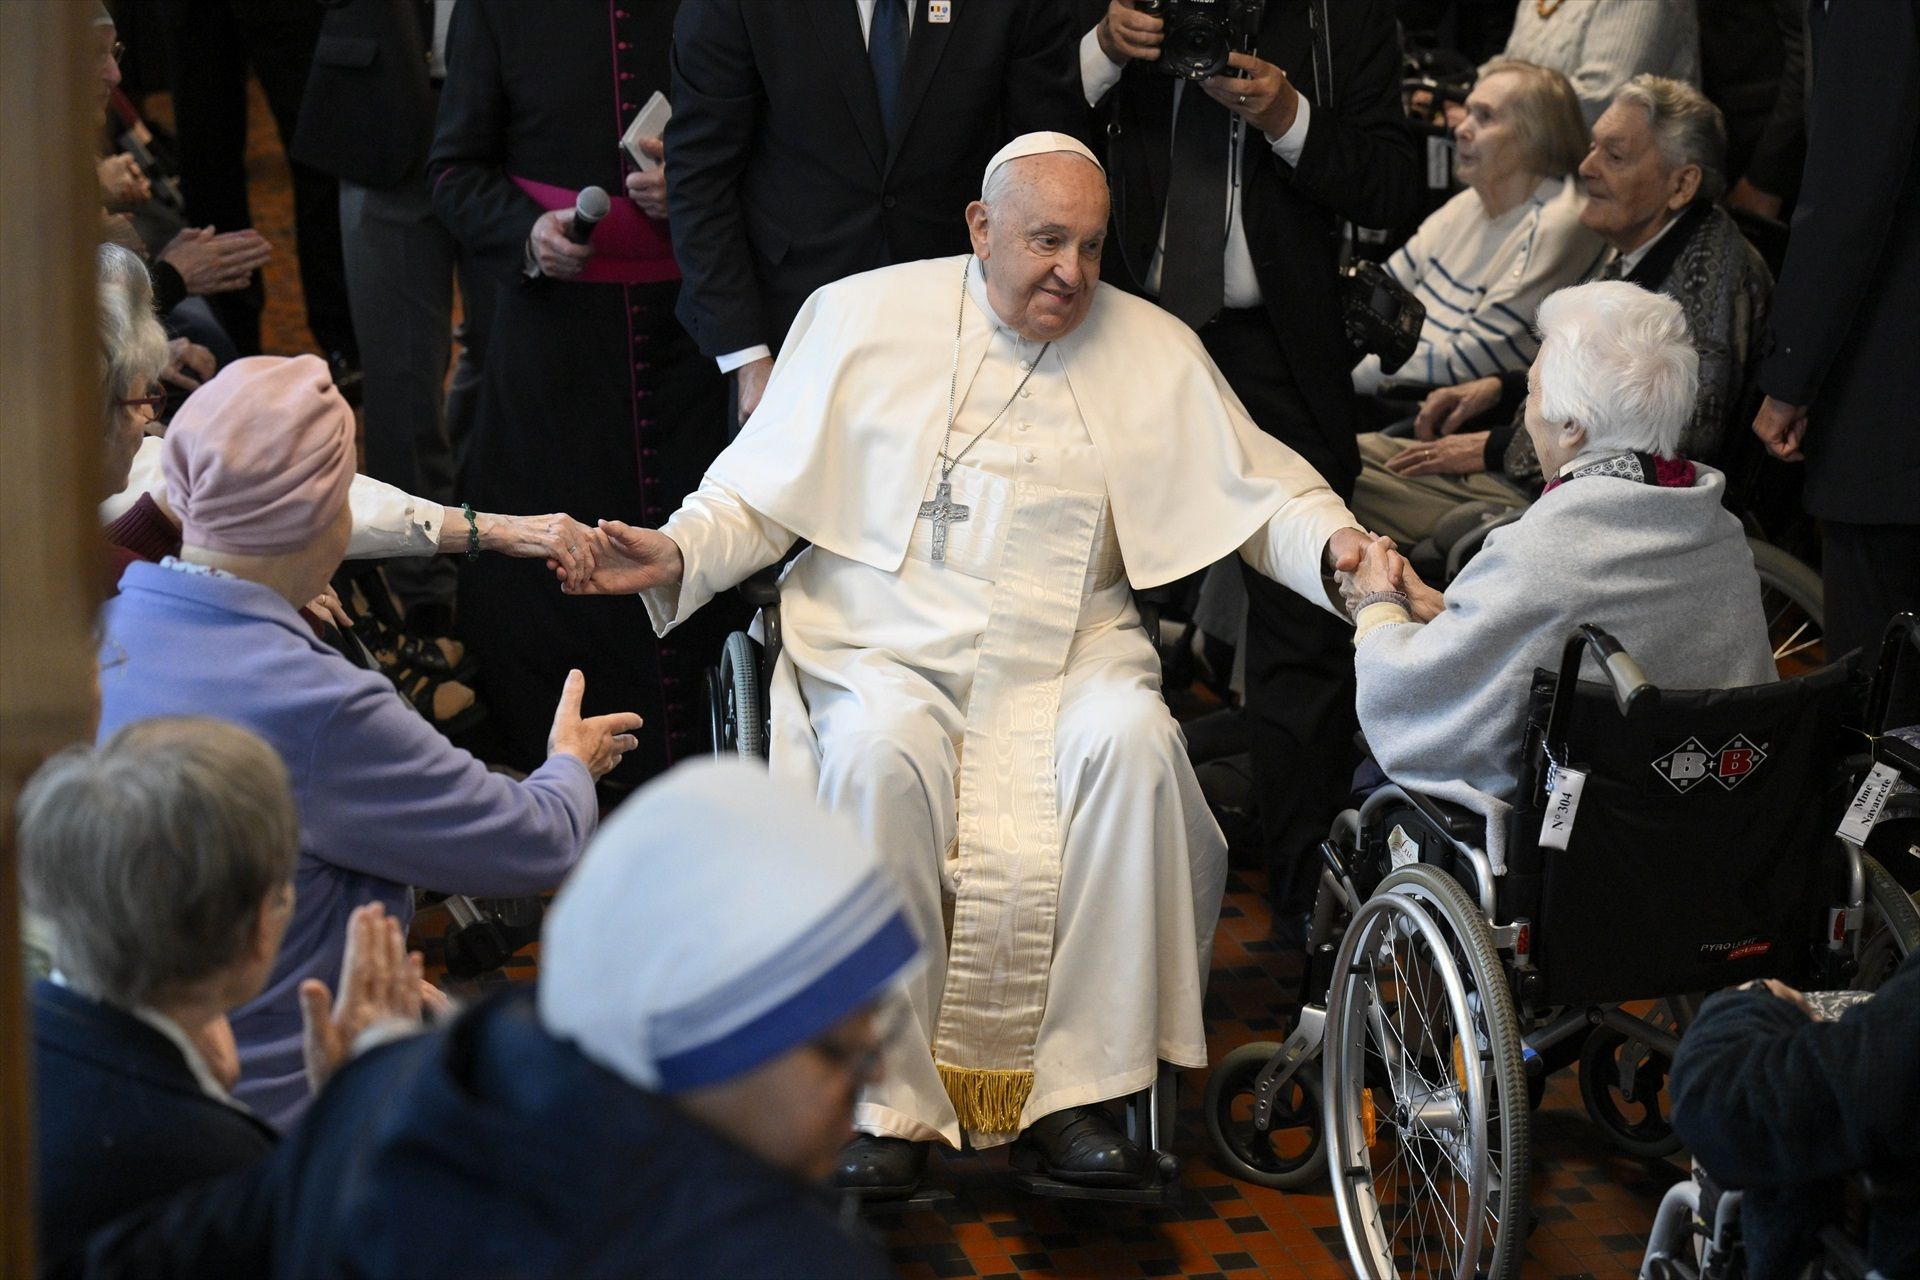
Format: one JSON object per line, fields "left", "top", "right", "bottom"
{"left": 1544, "top": 624, "right": 1659, "bottom": 752}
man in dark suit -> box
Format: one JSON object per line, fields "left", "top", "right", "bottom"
{"left": 1751, "top": 0, "right": 1920, "bottom": 670}
{"left": 157, "top": 0, "right": 357, "bottom": 366}
{"left": 1085, "top": 0, "right": 1421, "bottom": 944}
{"left": 292, "top": 0, "right": 482, "bottom": 630}
{"left": 664, "top": 0, "right": 1086, "bottom": 424}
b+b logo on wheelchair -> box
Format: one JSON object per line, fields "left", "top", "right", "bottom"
{"left": 1652, "top": 734, "right": 1769, "bottom": 793}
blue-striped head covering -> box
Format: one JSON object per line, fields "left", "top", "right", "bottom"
{"left": 536, "top": 759, "right": 920, "bottom": 1093}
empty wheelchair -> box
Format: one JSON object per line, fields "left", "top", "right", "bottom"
{"left": 1205, "top": 615, "right": 1920, "bottom": 1280}
{"left": 707, "top": 569, "right": 1184, "bottom": 1204}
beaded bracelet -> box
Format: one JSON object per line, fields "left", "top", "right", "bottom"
{"left": 463, "top": 503, "right": 481, "bottom": 560}
{"left": 1350, "top": 589, "right": 1411, "bottom": 620}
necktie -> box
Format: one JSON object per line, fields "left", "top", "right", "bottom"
{"left": 1157, "top": 84, "right": 1231, "bottom": 330}
{"left": 870, "top": 0, "right": 909, "bottom": 142}
{"left": 1598, "top": 253, "right": 1626, "bottom": 282}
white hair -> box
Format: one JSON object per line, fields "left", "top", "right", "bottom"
{"left": 1533, "top": 281, "right": 1697, "bottom": 458}
{"left": 96, "top": 241, "right": 170, "bottom": 424}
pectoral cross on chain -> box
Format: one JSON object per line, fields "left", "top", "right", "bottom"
{"left": 917, "top": 480, "right": 970, "bottom": 563}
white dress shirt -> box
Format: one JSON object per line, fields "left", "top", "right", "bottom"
{"left": 1078, "top": 28, "right": 1311, "bottom": 310}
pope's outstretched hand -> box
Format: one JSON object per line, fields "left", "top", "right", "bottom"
{"left": 550, "top": 519, "right": 685, "bottom": 595}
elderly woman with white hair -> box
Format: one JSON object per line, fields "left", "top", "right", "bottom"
{"left": 1343, "top": 280, "right": 1777, "bottom": 847}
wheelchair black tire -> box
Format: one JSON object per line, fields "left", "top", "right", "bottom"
{"left": 717, "top": 632, "right": 767, "bottom": 761}
{"left": 1325, "top": 864, "right": 1529, "bottom": 1280}
{"left": 1747, "top": 538, "right": 1825, "bottom": 674}
{"left": 1576, "top": 1014, "right": 1683, "bottom": 1160}
{"left": 1857, "top": 854, "right": 1920, "bottom": 990}
{"left": 1204, "top": 1041, "right": 1327, "bottom": 1190}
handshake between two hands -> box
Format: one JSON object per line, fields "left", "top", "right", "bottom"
{"left": 544, "top": 519, "right": 684, "bottom": 597}
{"left": 1329, "top": 528, "right": 1445, "bottom": 623}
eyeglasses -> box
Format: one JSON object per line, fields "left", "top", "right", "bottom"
{"left": 115, "top": 383, "right": 166, "bottom": 412}
{"left": 97, "top": 40, "right": 126, "bottom": 68}
{"left": 811, "top": 999, "right": 912, "bottom": 1087}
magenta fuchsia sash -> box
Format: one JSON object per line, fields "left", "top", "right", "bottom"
{"left": 510, "top": 175, "right": 681, "bottom": 285}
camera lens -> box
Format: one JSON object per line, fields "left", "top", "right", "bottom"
{"left": 1163, "top": 16, "right": 1229, "bottom": 80}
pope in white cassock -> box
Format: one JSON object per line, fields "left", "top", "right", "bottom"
{"left": 566, "top": 132, "right": 1376, "bottom": 1194}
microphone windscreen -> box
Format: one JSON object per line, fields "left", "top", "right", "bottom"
{"left": 576, "top": 186, "right": 611, "bottom": 221}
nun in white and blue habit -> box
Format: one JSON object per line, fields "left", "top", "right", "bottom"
{"left": 73, "top": 761, "right": 919, "bottom": 1280}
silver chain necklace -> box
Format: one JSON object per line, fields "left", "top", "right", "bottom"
{"left": 917, "top": 258, "right": 1051, "bottom": 563}
{"left": 938, "top": 257, "right": 1051, "bottom": 479}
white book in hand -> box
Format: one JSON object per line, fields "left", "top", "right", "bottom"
{"left": 621, "top": 91, "right": 672, "bottom": 171}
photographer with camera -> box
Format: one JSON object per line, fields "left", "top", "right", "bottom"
{"left": 1081, "top": 0, "right": 1421, "bottom": 950}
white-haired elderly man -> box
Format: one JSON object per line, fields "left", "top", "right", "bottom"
{"left": 1343, "top": 280, "right": 1778, "bottom": 866}
{"left": 564, "top": 131, "right": 1377, "bottom": 1194}
{"left": 1358, "top": 74, "right": 1773, "bottom": 548}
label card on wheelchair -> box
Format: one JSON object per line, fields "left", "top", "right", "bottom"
{"left": 1837, "top": 761, "right": 1900, "bottom": 848}
{"left": 1538, "top": 764, "right": 1587, "bottom": 851}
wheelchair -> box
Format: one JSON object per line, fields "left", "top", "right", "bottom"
{"left": 1204, "top": 614, "right": 1920, "bottom": 1280}
{"left": 1640, "top": 1165, "right": 1918, "bottom": 1280}
{"left": 707, "top": 568, "right": 1184, "bottom": 1205}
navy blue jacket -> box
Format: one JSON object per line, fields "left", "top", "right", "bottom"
{"left": 74, "top": 989, "right": 892, "bottom": 1280}
{"left": 1671, "top": 950, "right": 1920, "bottom": 1280}
{"left": 33, "top": 981, "right": 276, "bottom": 1268}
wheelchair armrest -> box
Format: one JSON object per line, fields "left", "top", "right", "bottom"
{"left": 1400, "top": 789, "right": 1487, "bottom": 843}
{"left": 737, "top": 567, "right": 781, "bottom": 609}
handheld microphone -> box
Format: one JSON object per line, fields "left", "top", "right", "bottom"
{"left": 566, "top": 186, "right": 610, "bottom": 245}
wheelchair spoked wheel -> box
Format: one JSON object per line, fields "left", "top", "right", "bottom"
{"left": 711, "top": 631, "right": 767, "bottom": 760}
{"left": 1747, "top": 538, "right": 1825, "bottom": 676}
{"left": 1325, "top": 865, "right": 1529, "bottom": 1280}
{"left": 1576, "top": 1010, "right": 1683, "bottom": 1159}
{"left": 1204, "top": 1041, "right": 1327, "bottom": 1190}
{"left": 1854, "top": 854, "right": 1920, "bottom": 991}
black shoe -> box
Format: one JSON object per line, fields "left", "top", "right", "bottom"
{"left": 834, "top": 1135, "right": 927, "bottom": 1199}
{"left": 1010, "top": 1104, "right": 1149, "bottom": 1187}
{"left": 327, "top": 350, "right": 364, "bottom": 408}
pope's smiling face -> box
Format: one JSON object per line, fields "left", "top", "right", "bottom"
{"left": 965, "top": 153, "right": 1109, "bottom": 343}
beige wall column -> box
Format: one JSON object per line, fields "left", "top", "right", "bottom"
{"left": 0, "top": 1, "right": 108, "bottom": 1269}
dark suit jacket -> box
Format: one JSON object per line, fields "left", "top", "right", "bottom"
{"left": 664, "top": 0, "right": 1085, "bottom": 360}
{"left": 32, "top": 981, "right": 276, "bottom": 1267}
{"left": 291, "top": 0, "right": 436, "bottom": 189}
{"left": 1758, "top": 0, "right": 1920, "bottom": 524}
{"left": 1092, "top": 0, "right": 1421, "bottom": 476}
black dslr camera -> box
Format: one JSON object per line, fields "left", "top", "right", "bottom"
{"left": 1137, "top": 0, "right": 1263, "bottom": 81}
{"left": 1340, "top": 260, "right": 1425, "bottom": 374}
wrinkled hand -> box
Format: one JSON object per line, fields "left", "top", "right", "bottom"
{"left": 547, "top": 668, "right": 644, "bottom": 779}
{"left": 161, "top": 226, "right": 274, "bottom": 295}
{"left": 161, "top": 336, "right": 216, "bottom": 392}
{"left": 1095, "top": 0, "right": 1162, "bottom": 63}
{"left": 1752, "top": 395, "right": 1807, "bottom": 462}
{"left": 735, "top": 355, "right": 775, "bottom": 424}
{"left": 1400, "top": 559, "right": 1446, "bottom": 622}
{"left": 529, "top": 209, "right": 594, "bottom": 279}
{"left": 1414, "top": 377, "right": 1501, "bottom": 440}
{"left": 97, "top": 153, "right": 151, "bottom": 209}
{"left": 1351, "top": 535, "right": 1409, "bottom": 599}
{"left": 298, "top": 902, "right": 424, "bottom": 1095}
{"left": 625, "top": 138, "right": 668, "bottom": 219}
{"left": 1203, "top": 52, "right": 1300, "bottom": 138}
{"left": 554, "top": 519, "right": 685, "bottom": 596}
{"left": 482, "top": 512, "right": 597, "bottom": 587}
{"left": 306, "top": 584, "right": 353, "bottom": 631}
{"left": 186, "top": 1015, "right": 241, "bottom": 1092}
{"left": 1742, "top": 977, "right": 1815, "bottom": 1019}
{"left": 1385, "top": 431, "right": 1489, "bottom": 478}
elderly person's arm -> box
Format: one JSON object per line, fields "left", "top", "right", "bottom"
{"left": 299, "top": 670, "right": 615, "bottom": 897}
{"left": 1671, "top": 952, "right": 1920, "bottom": 1192}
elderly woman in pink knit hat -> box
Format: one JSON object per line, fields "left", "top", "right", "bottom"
{"left": 96, "top": 353, "right": 640, "bottom": 1130}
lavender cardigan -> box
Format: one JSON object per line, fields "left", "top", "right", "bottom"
{"left": 98, "top": 562, "right": 598, "bottom": 1129}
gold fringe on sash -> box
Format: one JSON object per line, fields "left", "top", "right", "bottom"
{"left": 937, "top": 1064, "right": 1033, "bottom": 1135}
